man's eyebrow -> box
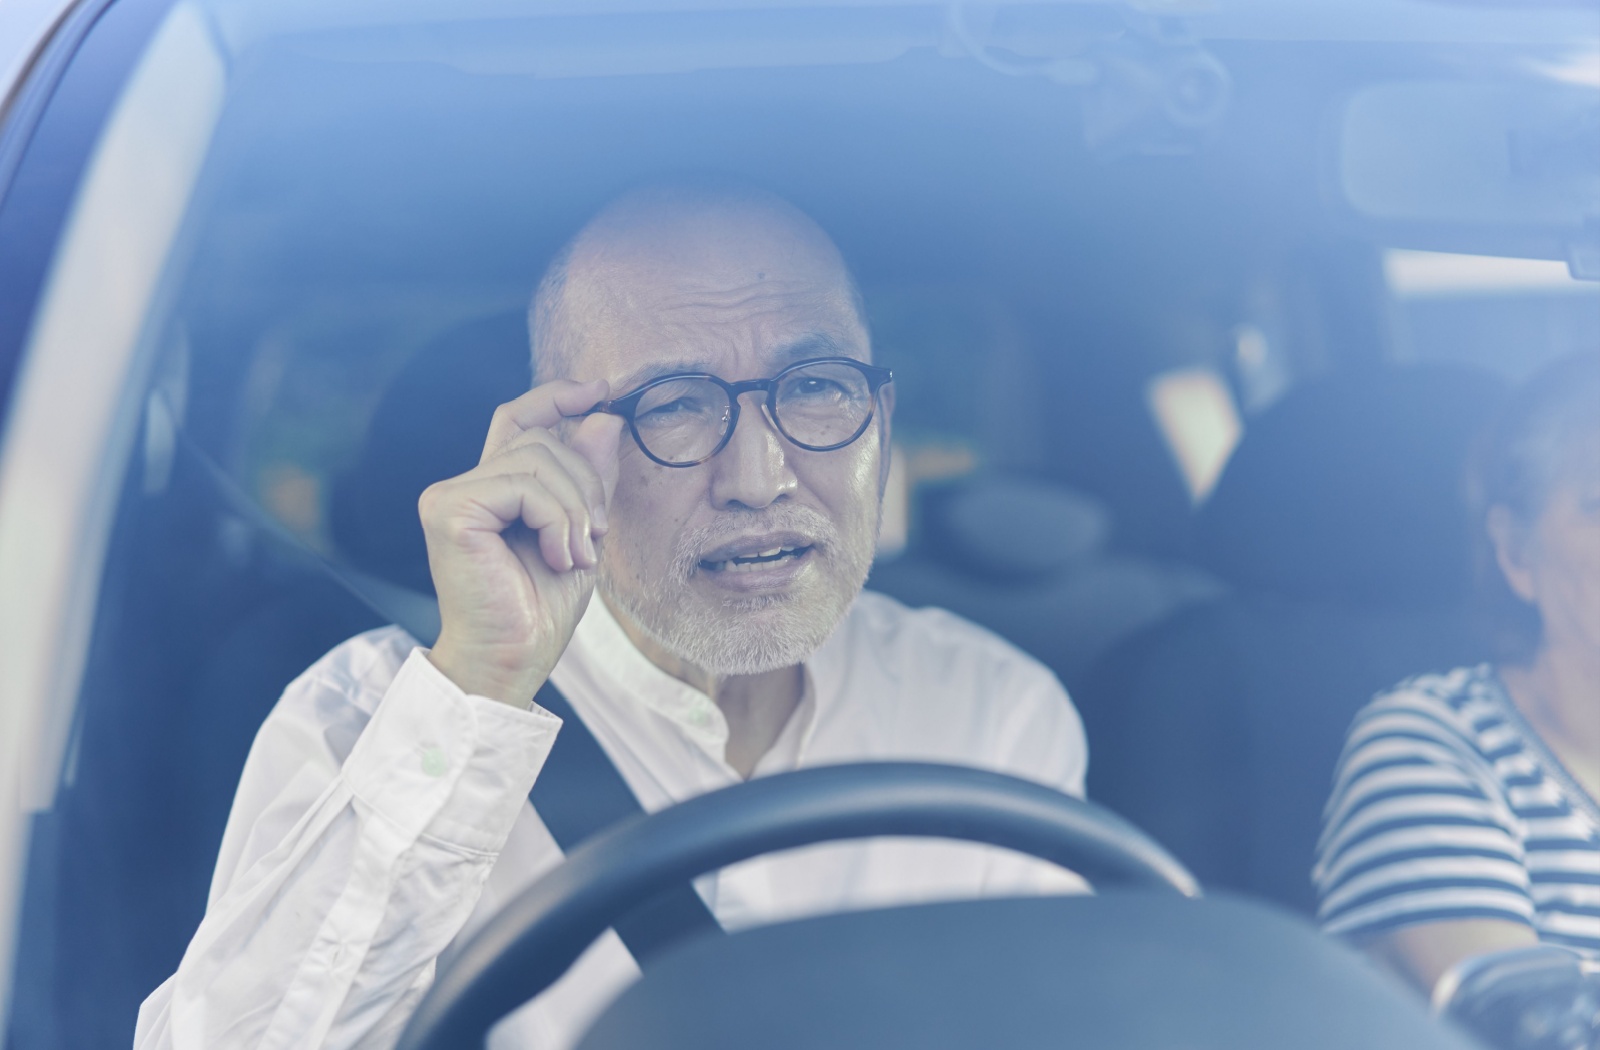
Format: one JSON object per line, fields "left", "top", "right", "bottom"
{"left": 611, "top": 334, "right": 863, "bottom": 394}
{"left": 767, "top": 333, "right": 858, "bottom": 367}
{"left": 613, "top": 359, "right": 715, "bottom": 392}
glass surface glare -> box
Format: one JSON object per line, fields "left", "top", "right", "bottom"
{"left": 9, "top": 0, "right": 1600, "bottom": 1043}
{"left": 596, "top": 357, "right": 893, "bottom": 467}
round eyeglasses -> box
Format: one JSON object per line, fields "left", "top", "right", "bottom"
{"left": 588, "top": 356, "right": 894, "bottom": 468}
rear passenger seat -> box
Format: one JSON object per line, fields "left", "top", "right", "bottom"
{"left": 1075, "top": 364, "right": 1506, "bottom": 913}
{"left": 867, "top": 475, "right": 1221, "bottom": 693}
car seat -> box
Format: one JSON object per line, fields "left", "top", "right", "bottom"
{"left": 867, "top": 476, "right": 1221, "bottom": 692}
{"left": 329, "top": 310, "right": 534, "bottom": 593}
{"left": 1076, "top": 363, "right": 1506, "bottom": 914}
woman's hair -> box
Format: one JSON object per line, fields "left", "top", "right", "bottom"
{"left": 1467, "top": 352, "right": 1600, "bottom": 662}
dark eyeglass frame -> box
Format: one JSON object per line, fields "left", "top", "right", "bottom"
{"left": 587, "top": 356, "right": 894, "bottom": 468}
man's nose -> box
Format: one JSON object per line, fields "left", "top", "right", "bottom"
{"left": 707, "top": 391, "right": 798, "bottom": 510}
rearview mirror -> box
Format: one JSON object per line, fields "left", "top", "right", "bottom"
{"left": 1337, "top": 78, "right": 1599, "bottom": 276}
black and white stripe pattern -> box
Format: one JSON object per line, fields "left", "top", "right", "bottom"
{"left": 1314, "top": 666, "right": 1600, "bottom": 956}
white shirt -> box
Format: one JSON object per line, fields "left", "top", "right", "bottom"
{"left": 133, "top": 590, "right": 1089, "bottom": 1050}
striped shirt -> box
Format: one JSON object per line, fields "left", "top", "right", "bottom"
{"left": 1314, "top": 665, "right": 1600, "bottom": 956}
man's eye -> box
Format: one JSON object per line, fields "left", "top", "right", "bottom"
{"left": 788, "top": 377, "right": 847, "bottom": 399}
{"left": 637, "top": 396, "right": 720, "bottom": 426}
{"left": 639, "top": 398, "right": 694, "bottom": 420}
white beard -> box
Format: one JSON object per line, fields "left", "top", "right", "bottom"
{"left": 599, "top": 502, "right": 877, "bottom": 676}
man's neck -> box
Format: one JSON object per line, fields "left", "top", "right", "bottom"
{"left": 602, "top": 595, "right": 806, "bottom": 778}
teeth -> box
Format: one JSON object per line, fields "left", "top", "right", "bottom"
{"left": 704, "top": 546, "right": 806, "bottom": 572}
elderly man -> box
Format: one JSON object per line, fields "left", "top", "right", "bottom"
{"left": 135, "top": 184, "right": 1088, "bottom": 1049}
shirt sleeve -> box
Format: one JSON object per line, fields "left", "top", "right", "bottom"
{"left": 133, "top": 641, "right": 561, "bottom": 1050}
{"left": 1313, "top": 687, "right": 1537, "bottom": 941}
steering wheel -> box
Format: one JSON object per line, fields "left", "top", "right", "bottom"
{"left": 394, "top": 761, "right": 1199, "bottom": 1050}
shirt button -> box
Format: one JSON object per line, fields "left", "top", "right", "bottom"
{"left": 420, "top": 746, "right": 447, "bottom": 777}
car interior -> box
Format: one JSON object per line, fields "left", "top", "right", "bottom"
{"left": 3, "top": 2, "right": 1597, "bottom": 1046}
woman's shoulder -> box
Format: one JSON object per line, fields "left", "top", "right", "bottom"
{"left": 1343, "top": 663, "right": 1504, "bottom": 766}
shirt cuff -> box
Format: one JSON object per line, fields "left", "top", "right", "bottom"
{"left": 342, "top": 648, "right": 563, "bottom": 854}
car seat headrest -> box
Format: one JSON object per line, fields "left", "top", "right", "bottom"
{"left": 1195, "top": 364, "right": 1505, "bottom": 609}
{"left": 923, "top": 476, "right": 1110, "bottom": 581}
{"left": 329, "top": 311, "right": 531, "bottom": 594}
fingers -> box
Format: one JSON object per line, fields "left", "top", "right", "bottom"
{"left": 481, "top": 379, "right": 609, "bottom": 463}
{"left": 455, "top": 378, "right": 622, "bottom": 572}
{"left": 567, "top": 412, "right": 625, "bottom": 520}
{"left": 422, "top": 472, "right": 583, "bottom": 573}
{"left": 424, "top": 445, "right": 601, "bottom": 572}
{"left": 481, "top": 427, "right": 611, "bottom": 536}
{"left": 488, "top": 445, "right": 598, "bottom": 568}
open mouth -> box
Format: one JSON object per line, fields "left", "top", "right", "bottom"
{"left": 699, "top": 544, "right": 814, "bottom": 574}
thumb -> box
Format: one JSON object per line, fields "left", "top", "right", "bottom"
{"left": 570, "top": 412, "right": 624, "bottom": 514}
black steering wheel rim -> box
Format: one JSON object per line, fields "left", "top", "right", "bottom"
{"left": 395, "top": 761, "right": 1199, "bottom": 1050}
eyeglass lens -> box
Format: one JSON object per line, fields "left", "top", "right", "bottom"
{"left": 631, "top": 361, "right": 877, "bottom": 465}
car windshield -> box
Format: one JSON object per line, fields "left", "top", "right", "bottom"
{"left": 1, "top": 1, "right": 1597, "bottom": 1047}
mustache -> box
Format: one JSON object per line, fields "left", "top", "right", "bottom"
{"left": 671, "top": 505, "right": 840, "bottom": 577}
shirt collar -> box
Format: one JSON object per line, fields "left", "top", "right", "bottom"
{"left": 564, "top": 595, "right": 730, "bottom": 756}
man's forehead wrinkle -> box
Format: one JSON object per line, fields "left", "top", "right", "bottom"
{"left": 614, "top": 357, "right": 716, "bottom": 391}
{"left": 610, "top": 330, "right": 861, "bottom": 392}
{"left": 564, "top": 243, "right": 843, "bottom": 333}
{"left": 647, "top": 282, "right": 857, "bottom": 329}
{"left": 568, "top": 250, "right": 862, "bottom": 340}
{"left": 629, "top": 291, "right": 866, "bottom": 365}
{"left": 584, "top": 248, "right": 846, "bottom": 309}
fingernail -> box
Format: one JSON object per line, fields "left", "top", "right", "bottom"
{"left": 593, "top": 504, "right": 609, "bottom": 531}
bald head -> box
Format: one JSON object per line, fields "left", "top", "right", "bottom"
{"left": 529, "top": 183, "right": 868, "bottom": 384}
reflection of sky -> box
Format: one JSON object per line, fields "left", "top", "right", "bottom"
{"left": 0, "top": 4, "right": 227, "bottom": 813}
{"left": 1385, "top": 250, "right": 1600, "bottom": 384}
{"left": 1384, "top": 249, "right": 1596, "bottom": 298}
{"left": 1146, "top": 367, "right": 1242, "bottom": 506}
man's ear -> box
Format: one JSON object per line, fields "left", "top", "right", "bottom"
{"left": 1487, "top": 504, "right": 1538, "bottom": 605}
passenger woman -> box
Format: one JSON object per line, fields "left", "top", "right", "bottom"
{"left": 1314, "top": 353, "right": 1600, "bottom": 995}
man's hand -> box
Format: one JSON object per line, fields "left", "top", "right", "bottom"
{"left": 420, "top": 379, "right": 624, "bottom": 706}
